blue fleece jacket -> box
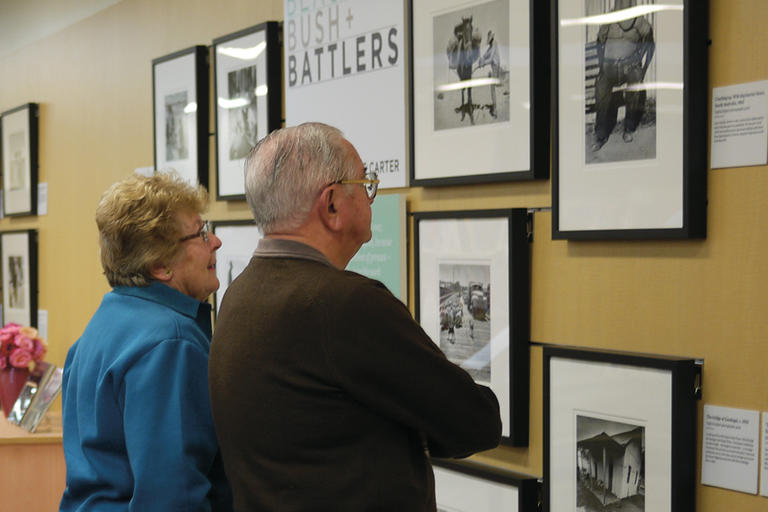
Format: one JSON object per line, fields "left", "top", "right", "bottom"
{"left": 60, "top": 282, "right": 232, "bottom": 511}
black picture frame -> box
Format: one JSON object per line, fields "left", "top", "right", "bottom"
{"left": 410, "top": 0, "right": 550, "bottom": 186}
{"left": 211, "top": 220, "right": 263, "bottom": 316}
{"left": 543, "top": 344, "right": 701, "bottom": 512}
{"left": 432, "top": 458, "right": 540, "bottom": 511}
{"left": 1, "top": 103, "right": 39, "bottom": 217}
{"left": 1, "top": 229, "right": 38, "bottom": 328}
{"left": 213, "top": 22, "right": 282, "bottom": 200}
{"left": 551, "top": 0, "right": 709, "bottom": 239}
{"left": 414, "top": 209, "right": 530, "bottom": 446}
{"left": 152, "top": 45, "right": 209, "bottom": 187}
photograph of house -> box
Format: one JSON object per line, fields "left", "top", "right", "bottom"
{"left": 576, "top": 415, "right": 645, "bottom": 511}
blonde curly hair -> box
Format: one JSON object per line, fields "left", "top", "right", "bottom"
{"left": 95, "top": 172, "right": 208, "bottom": 287}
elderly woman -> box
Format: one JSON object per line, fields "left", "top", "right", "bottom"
{"left": 60, "top": 173, "right": 231, "bottom": 511}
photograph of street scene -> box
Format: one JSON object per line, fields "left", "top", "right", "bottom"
{"left": 577, "top": 415, "right": 645, "bottom": 512}
{"left": 438, "top": 263, "right": 491, "bottom": 384}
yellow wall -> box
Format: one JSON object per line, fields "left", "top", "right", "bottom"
{"left": 0, "top": 0, "right": 766, "bottom": 510}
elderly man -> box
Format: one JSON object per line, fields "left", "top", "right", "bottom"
{"left": 209, "top": 123, "right": 501, "bottom": 511}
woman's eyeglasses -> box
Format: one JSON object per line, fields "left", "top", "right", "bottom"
{"left": 179, "top": 221, "right": 211, "bottom": 244}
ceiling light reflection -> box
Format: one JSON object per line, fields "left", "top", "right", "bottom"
{"left": 436, "top": 77, "right": 501, "bottom": 92}
{"left": 217, "top": 42, "right": 266, "bottom": 60}
{"left": 560, "top": 5, "right": 683, "bottom": 27}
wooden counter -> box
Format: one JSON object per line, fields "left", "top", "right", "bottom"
{"left": 0, "top": 411, "right": 66, "bottom": 509}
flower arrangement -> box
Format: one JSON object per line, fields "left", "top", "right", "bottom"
{"left": 0, "top": 323, "right": 47, "bottom": 370}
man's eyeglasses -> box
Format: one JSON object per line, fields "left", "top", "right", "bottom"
{"left": 335, "top": 171, "right": 379, "bottom": 200}
{"left": 179, "top": 221, "right": 211, "bottom": 244}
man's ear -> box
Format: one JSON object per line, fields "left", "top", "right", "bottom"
{"left": 318, "top": 186, "right": 343, "bottom": 232}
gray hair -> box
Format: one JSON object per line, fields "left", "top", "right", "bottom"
{"left": 244, "top": 122, "right": 353, "bottom": 234}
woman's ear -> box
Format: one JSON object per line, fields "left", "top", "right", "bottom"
{"left": 150, "top": 263, "right": 173, "bottom": 282}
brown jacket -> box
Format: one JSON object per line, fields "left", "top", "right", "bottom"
{"left": 210, "top": 239, "right": 501, "bottom": 512}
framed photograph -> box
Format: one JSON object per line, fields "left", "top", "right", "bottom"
{"left": 1, "top": 230, "right": 38, "bottom": 327}
{"left": 284, "top": 0, "right": 408, "bottom": 189}
{"left": 552, "top": 0, "right": 709, "bottom": 239}
{"left": 212, "top": 220, "right": 263, "bottom": 315}
{"left": 19, "top": 365, "right": 63, "bottom": 433}
{"left": 432, "top": 458, "right": 540, "bottom": 511}
{"left": 152, "top": 45, "right": 209, "bottom": 186}
{"left": 543, "top": 344, "right": 701, "bottom": 512}
{"left": 414, "top": 209, "right": 530, "bottom": 445}
{"left": 410, "top": 0, "right": 550, "bottom": 186}
{"left": 213, "top": 22, "right": 282, "bottom": 200}
{"left": 1, "top": 103, "right": 39, "bottom": 216}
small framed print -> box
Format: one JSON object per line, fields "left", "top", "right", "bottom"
{"left": 414, "top": 209, "right": 530, "bottom": 446}
{"left": 1, "top": 230, "right": 38, "bottom": 327}
{"left": 212, "top": 220, "right": 263, "bottom": 315}
{"left": 432, "top": 458, "right": 540, "bottom": 511}
{"left": 1, "top": 103, "right": 39, "bottom": 216}
{"left": 19, "top": 365, "right": 63, "bottom": 433}
{"left": 543, "top": 344, "right": 701, "bottom": 512}
{"left": 213, "top": 22, "right": 282, "bottom": 200}
{"left": 410, "top": 0, "right": 550, "bottom": 186}
{"left": 552, "top": 0, "right": 709, "bottom": 239}
{"left": 152, "top": 45, "right": 209, "bottom": 186}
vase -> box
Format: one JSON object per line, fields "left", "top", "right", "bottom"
{"left": 0, "top": 367, "right": 31, "bottom": 419}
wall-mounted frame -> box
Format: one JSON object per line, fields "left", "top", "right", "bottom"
{"left": 414, "top": 209, "right": 530, "bottom": 445}
{"left": 213, "top": 22, "right": 282, "bottom": 200}
{"left": 284, "top": 0, "right": 408, "bottom": 189}
{"left": 432, "top": 458, "right": 540, "bottom": 511}
{"left": 543, "top": 344, "right": 701, "bottom": 512}
{"left": 410, "top": 0, "right": 550, "bottom": 186}
{"left": 1, "top": 103, "right": 39, "bottom": 217}
{"left": 1, "top": 230, "right": 38, "bottom": 327}
{"left": 212, "top": 220, "right": 263, "bottom": 316}
{"left": 152, "top": 45, "right": 209, "bottom": 187}
{"left": 552, "top": 0, "right": 708, "bottom": 239}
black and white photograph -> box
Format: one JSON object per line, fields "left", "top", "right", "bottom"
{"left": 1, "top": 230, "right": 38, "bottom": 327}
{"left": 438, "top": 263, "right": 491, "bottom": 383}
{"left": 415, "top": 209, "right": 530, "bottom": 445}
{"left": 411, "top": 0, "right": 549, "bottom": 186}
{"left": 1, "top": 103, "right": 38, "bottom": 216}
{"left": 152, "top": 46, "right": 208, "bottom": 186}
{"left": 585, "top": 0, "right": 656, "bottom": 164}
{"left": 433, "top": 0, "right": 510, "bottom": 128}
{"left": 214, "top": 22, "right": 281, "bottom": 199}
{"left": 164, "top": 90, "right": 189, "bottom": 161}
{"left": 543, "top": 345, "right": 700, "bottom": 512}
{"left": 8, "top": 255, "right": 25, "bottom": 309}
{"left": 577, "top": 415, "right": 645, "bottom": 512}
{"left": 212, "top": 221, "right": 263, "bottom": 315}
{"left": 227, "top": 66, "right": 259, "bottom": 160}
{"left": 552, "top": 0, "right": 709, "bottom": 239}
{"left": 8, "top": 131, "right": 27, "bottom": 190}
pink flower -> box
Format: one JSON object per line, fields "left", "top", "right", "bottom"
{"left": 19, "top": 326, "right": 38, "bottom": 339}
{"left": 32, "top": 339, "right": 47, "bottom": 360}
{"left": 13, "top": 335, "right": 34, "bottom": 351}
{"left": 0, "top": 357, "right": 5, "bottom": 370}
{"left": 9, "top": 348, "right": 32, "bottom": 368}
{"left": 1, "top": 323, "right": 21, "bottom": 334}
